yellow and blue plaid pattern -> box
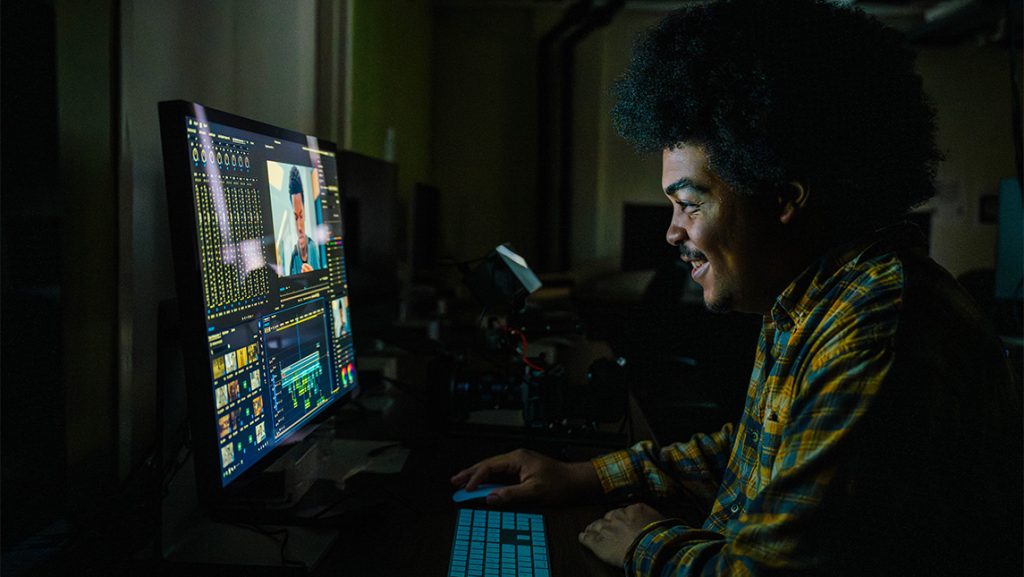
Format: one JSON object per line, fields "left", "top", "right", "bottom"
{"left": 593, "top": 238, "right": 909, "bottom": 576}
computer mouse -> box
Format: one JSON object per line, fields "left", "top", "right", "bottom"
{"left": 452, "top": 483, "right": 509, "bottom": 503}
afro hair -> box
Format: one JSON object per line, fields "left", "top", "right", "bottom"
{"left": 612, "top": 0, "right": 942, "bottom": 238}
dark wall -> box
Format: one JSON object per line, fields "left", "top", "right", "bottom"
{"left": 1, "top": 0, "right": 67, "bottom": 545}
{"left": 2, "top": 0, "right": 121, "bottom": 547}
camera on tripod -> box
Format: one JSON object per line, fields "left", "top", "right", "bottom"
{"left": 430, "top": 244, "right": 625, "bottom": 434}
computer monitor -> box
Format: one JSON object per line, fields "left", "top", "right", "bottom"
{"left": 333, "top": 150, "right": 403, "bottom": 339}
{"left": 158, "top": 101, "right": 359, "bottom": 508}
{"left": 410, "top": 183, "right": 441, "bottom": 277}
{"left": 337, "top": 150, "right": 401, "bottom": 293}
{"left": 995, "top": 178, "right": 1023, "bottom": 302}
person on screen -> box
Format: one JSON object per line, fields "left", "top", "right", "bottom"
{"left": 289, "top": 166, "right": 321, "bottom": 275}
{"left": 451, "top": 1, "right": 1021, "bottom": 576}
{"left": 332, "top": 297, "right": 349, "bottom": 339}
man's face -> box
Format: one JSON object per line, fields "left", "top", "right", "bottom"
{"left": 292, "top": 193, "right": 308, "bottom": 260}
{"left": 662, "top": 145, "right": 777, "bottom": 314}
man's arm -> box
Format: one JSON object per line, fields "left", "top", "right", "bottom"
{"left": 605, "top": 342, "right": 892, "bottom": 576}
{"left": 591, "top": 422, "right": 736, "bottom": 513}
{"left": 450, "top": 448, "right": 605, "bottom": 505}
{"left": 449, "top": 424, "right": 735, "bottom": 508}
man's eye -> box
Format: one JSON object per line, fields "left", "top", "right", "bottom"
{"left": 676, "top": 201, "right": 700, "bottom": 213}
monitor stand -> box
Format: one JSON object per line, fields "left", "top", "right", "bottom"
{"left": 157, "top": 432, "right": 408, "bottom": 572}
{"left": 151, "top": 300, "right": 410, "bottom": 571}
{"left": 212, "top": 427, "right": 408, "bottom": 524}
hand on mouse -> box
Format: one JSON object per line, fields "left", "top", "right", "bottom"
{"left": 449, "top": 448, "right": 603, "bottom": 506}
{"left": 578, "top": 503, "right": 665, "bottom": 567}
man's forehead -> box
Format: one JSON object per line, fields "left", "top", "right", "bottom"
{"left": 662, "top": 145, "right": 711, "bottom": 189}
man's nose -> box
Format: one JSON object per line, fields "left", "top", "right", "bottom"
{"left": 666, "top": 216, "right": 687, "bottom": 247}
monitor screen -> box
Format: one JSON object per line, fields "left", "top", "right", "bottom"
{"left": 995, "top": 178, "right": 1022, "bottom": 301}
{"left": 159, "top": 101, "right": 358, "bottom": 496}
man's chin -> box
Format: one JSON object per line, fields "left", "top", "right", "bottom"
{"left": 702, "top": 290, "right": 733, "bottom": 314}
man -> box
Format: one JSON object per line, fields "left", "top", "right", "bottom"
{"left": 288, "top": 165, "right": 321, "bottom": 275}
{"left": 451, "top": 1, "right": 1021, "bottom": 574}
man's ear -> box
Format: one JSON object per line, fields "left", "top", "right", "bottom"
{"left": 778, "top": 181, "right": 809, "bottom": 225}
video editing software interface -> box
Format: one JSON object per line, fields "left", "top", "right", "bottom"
{"left": 181, "top": 111, "right": 358, "bottom": 487}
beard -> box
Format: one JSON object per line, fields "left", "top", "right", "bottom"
{"left": 679, "top": 245, "right": 733, "bottom": 313}
{"left": 704, "top": 292, "right": 734, "bottom": 314}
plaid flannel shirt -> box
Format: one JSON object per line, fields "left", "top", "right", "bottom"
{"left": 591, "top": 227, "right": 1020, "bottom": 576}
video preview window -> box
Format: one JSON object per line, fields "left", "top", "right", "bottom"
{"left": 267, "top": 161, "right": 328, "bottom": 277}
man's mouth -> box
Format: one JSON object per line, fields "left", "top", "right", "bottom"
{"left": 690, "top": 260, "right": 709, "bottom": 279}
{"left": 680, "top": 247, "right": 709, "bottom": 279}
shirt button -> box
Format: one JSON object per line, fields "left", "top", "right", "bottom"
{"left": 730, "top": 504, "right": 741, "bottom": 514}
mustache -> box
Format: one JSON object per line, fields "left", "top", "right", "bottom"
{"left": 679, "top": 245, "right": 707, "bottom": 261}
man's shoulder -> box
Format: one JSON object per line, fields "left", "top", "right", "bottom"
{"left": 818, "top": 224, "right": 953, "bottom": 318}
{"left": 812, "top": 247, "right": 907, "bottom": 327}
{"left": 824, "top": 241, "right": 995, "bottom": 348}
{"left": 797, "top": 233, "right": 937, "bottom": 352}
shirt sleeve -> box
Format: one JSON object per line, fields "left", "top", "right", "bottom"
{"left": 591, "top": 422, "right": 736, "bottom": 509}
{"left": 622, "top": 340, "right": 892, "bottom": 576}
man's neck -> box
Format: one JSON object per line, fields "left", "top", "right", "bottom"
{"left": 750, "top": 228, "right": 833, "bottom": 315}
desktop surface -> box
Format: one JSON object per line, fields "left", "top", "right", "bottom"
{"left": 308, "top": 419, "right": 623, "bottom": 577}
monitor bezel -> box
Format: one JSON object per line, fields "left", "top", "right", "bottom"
{"left": 158, "top": 100, "right": 358, "bottom": 509}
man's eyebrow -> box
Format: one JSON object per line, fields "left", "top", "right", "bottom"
{"left": 664, "top": 178, "right": 710, "bottom": 195}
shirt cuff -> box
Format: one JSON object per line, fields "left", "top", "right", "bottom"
{"left": 590, "top": 449, "right": 641, "bottom": 494}
{"left": 624, "top": 520, "right": 689, "bottom": 576}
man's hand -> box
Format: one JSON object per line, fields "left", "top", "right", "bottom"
{"left": 579, "top": 503, "right": 665, "bottom": 567}
{"left": 450, "top": 448, "right": 602, "bottom": 506}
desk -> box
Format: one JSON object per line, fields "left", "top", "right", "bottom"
{"left": 311, "top": 429, "right": 623, "bottom": 577}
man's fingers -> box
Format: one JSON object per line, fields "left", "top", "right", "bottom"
{"left": 578, "top": 521, "right": 605, "bottom": 549}
{"left": 466, "top": 461, "right": 510, "bottom": 490}
{"left": 451, "top": 456, "right": 505, "bottom": 489}
{"left": 464, "top": 464, "right": 494, "bottom": 491}
{"left": 450, "top": 469, "right": 472, "bottom": 486}
{"left": 450, "top": 464, "right": 485, "bottom": 486}
{"left": 485, "top": 482, "right": 531, "bottom": 505}
{"left": 579, "top": 525, "right": 598, "bottom": 544}
{"left": 452, "top": 449, "right": 536, "bottom": 491}
{"left": 465, "top": 456, "right": 524, "bottom": 490}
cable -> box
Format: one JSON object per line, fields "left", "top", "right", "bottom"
{"left": 504, "top": 326, "right": 546, "bottom": 372}
{"left": 160, "top": 421, "right": 193, "bottom": 499}
{"left": 228, "top": 523, "right": 306, "bottom": 568}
